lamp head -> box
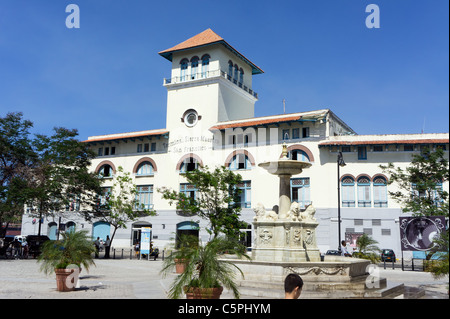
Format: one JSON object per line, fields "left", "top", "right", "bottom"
{"left": 337, "top": 152, "right": 346, "bottom": 167}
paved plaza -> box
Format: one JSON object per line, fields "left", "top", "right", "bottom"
{"left": 0, "top": 258, "right": 448, "bottom": 299}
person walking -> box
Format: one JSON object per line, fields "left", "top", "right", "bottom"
{"left": 104, "top": 235, "right": 111, "bottom": 259}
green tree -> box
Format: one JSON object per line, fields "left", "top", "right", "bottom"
{"left": 25, "top": 127, "right": 103, "bottom": 235}
{"left": 0, "top": 112, "right": 36, "bottom": 236}
{"left": 81, "top": 166, "right": 156, "bottom": 245}
{"left": 1, "top": 113, "right": 102, "bottom": 237}
{"left": 380, "top": 147, "right": 449, "bottom": 278}
{"left": 380, "top": 147, "right": 449, "bottom": 217}
{"left": 158, "top": 166, "right": 244, "bottom": 240}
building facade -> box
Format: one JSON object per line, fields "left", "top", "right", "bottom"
{"left": 21, "top": 29, "right": 449, "bottom": 256}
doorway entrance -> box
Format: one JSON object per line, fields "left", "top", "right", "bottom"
{"left": 176, "top": 221, "right": 199, "bottom": 248}
{"left": 132, "top": 222, "right": 152, "bottom": 246}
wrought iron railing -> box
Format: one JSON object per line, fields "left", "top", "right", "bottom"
{"left": 163, "top": 70, "right": 258, "bottom": 99}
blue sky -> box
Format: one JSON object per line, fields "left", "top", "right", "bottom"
{"left": 0, "top": 0, "right": 448, "bottom": 141}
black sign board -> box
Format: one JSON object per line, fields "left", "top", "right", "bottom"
{"left": 399, "top": 216, "right": 446, "bottom": 251}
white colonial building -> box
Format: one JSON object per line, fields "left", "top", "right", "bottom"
{"left": 21, "top": 29, "right": 449, "bottom": 256}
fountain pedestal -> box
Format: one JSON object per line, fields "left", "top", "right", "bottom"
{"left": 252, "top": 219, "right": 321, "bottom": 262}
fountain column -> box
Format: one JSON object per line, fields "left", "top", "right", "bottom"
{"left": 278, "top": 174, "right": 292, "bottom": 219}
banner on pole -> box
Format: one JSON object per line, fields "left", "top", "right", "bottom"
{"left": 399, "top": 216, "right": 446, "bottom": 251}
{"left": 140, "top": 227, "right": 151, "bottom": 255}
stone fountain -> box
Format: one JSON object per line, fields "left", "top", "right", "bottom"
{"left": 252, "top": 143, "right": 320, "bottom": 262}
{"left": 224, "top": 143, "right": 406, "bottom": 298}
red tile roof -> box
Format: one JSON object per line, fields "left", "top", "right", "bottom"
{"left": 159, "top": 29, "right": 224, "bottom": 55}
{"left": 83, "top": 130, "right": 169, "bottom": 143}
{"left": 319, "top": 139, "right": 449, "bottom": 146}
{"left": 210, "top": 115, "right": 303, "bottom": 130}
{"left": 159, "top": 29, "right": 264, "bottom": 75}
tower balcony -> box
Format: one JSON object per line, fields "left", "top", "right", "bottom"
{"left": 163, "top": 70, "right": 258, "bottom": 99}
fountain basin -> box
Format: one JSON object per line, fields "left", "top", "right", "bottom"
{"left": 258, "top": 159, "right": 311, "bottom": 176}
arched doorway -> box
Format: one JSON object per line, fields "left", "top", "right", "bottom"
{"left": 92, "top": 221, "right": 110, "bottom": 242}
{"left": 131, "top": 221, "right": 152, "bottom": 246}
{"left": 66, "top": 221, "right": 76, "bottom": 233}
{"left": 48, "top": 222, "right": 57, "bottom": 240}
{"left": 176, "top": 221, "right": 199, "bottom": 248}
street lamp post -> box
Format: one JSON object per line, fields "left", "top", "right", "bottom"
{"left": 337, "top": 151, "right": 346, "bottom": 254}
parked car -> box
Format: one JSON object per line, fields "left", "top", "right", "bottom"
{"left": 381, "top": 249, "right": 396, "bottom": 262}
{"left": 325, "top": 250, "right": 341, "bottom": 256}
{"left": 26, "top": 235, "right": 50, "bottom": 258}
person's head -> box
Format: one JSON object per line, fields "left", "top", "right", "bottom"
{"left": 284, "top": 273, "right": 303, "bottom": 299}
{"left": 341, "top": 240, "right": 346, "bottom": 246}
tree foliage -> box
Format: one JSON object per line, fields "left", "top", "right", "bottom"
{"left": 380, "top": 147, "right": 449, "bottom": 217}
{"left": 38, "top": 229, "right": 95, "bottom": 274}
{"left": 1, "top": 112, "right": 103, "bottom": 236}
{"left": 158, "top": 166, "right": 244, "bottom": 239}
{"left": 160, "top": 235, "right": 249, "bottom": 299}
{"left": 353, "top": 233, "right": 381, "bottom": 264}
{"left": 380, "top": 147, "right": 449, "bottom": 278}
{"left": 0, "top": 112, "right": 36, "bottom": 234}
{"left": 81, "top": 166, "right": 156, "bottom": 245}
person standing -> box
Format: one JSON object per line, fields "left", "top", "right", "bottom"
{"left": 94, "top": 237, "right": 100, "bottom": 258}
{"left": 104, "top": 235, "right": 111, "bottom": 259}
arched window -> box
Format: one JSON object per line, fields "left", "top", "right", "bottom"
{"left": 136, "top": 162, "right": 154, "bottom": 176}
{"left": 98, "top": 164, "right": 114, "bottom": 178}
{"left": 135, "top": 185, "right": 154, "bottom": 210}
{"left": 357, "top": 176, "right": 371, "bottom": 207}
{"left": 229, "top": 154, "right": 251, "bottom": 170}
{"left": 290, "top": 178, "right": 311, "bottom": 208}
{"left": 66, "top": 221, "right": 76, "bottom": 233}
{"left": 228, "top": 60, "right": 233, "bottom": 79}
{"left": 201, "top": 54, "right": 210, "bottom": 78}
{"left": 235, "top": 181, "right": 251, "bottom": 208}
{"left": 233, "top": 64, "right": 239, "bottom": 82}
{"left": 190, "top": 56, "right": 199, "bottom": 80}
{"left": 65, "top": 197, "right": 80, "bottom": 211}
{"left": 180, "top": 58, "right": 189, "bottom": 82}
{"left": 180, "top": 157, "right": 199, "bottom": 173}
{"left": 239, "top": 68, "right": 244, "bottom": 85}
{"left": 341, "top": 176, "right": 355, "bottom": 207}
{"left": 289, "top": 150, "right": 310, "bottom": 162}
{"left": 373, "top": 176, "right": 388, "bottom": 207}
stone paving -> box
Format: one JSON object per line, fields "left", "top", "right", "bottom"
{"left": 0, "top": 258, "right": 448, "bottom": 299}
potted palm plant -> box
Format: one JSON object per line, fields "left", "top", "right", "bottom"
{"left": 160, "top": 235, "right": 250, "bottom": 299}
{"left": 352, "top": 233, "right": 381, "bottom": 264}
{"left": 38, "top": 229, "right": 95, "bottom": 292}
{"left": 174, "top": 234, "right": 198, "bottom": 274}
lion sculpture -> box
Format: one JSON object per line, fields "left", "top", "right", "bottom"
{"left": 286, "top": 201, "right": 301, "bottom": 221}
{"left": 301, "top": 203, "right": 316, "bottom": 221}
{"left": 253, "top": 203, "right": 278, "bottom": 221}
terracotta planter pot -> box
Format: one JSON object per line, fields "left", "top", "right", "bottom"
{"left": 174, "top": 259, "right": 187, "bottom": 274}
{"left": 54, "top": 268, "right": 81, "bottom": 292}
{"left": 184, "top": 286, "right": 223, "bottom": 299}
